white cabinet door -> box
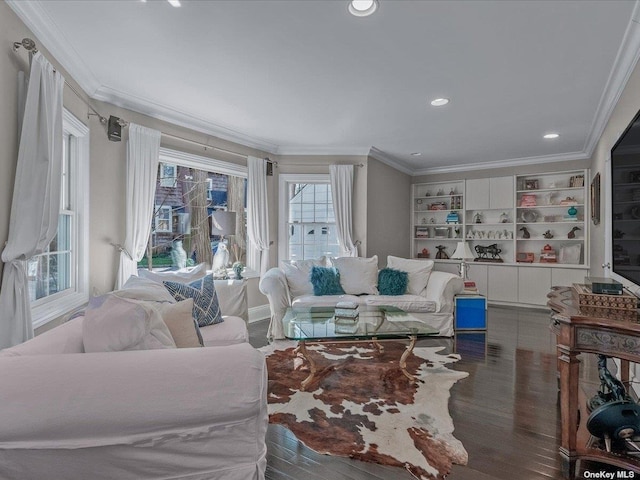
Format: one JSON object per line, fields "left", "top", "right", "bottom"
{"left": 518, "top": 267, "right": 552, "bottom": 305}
{"left": 489, "top": 176, "right": 514, "bottom": 210}
{"left": 467, "top": 263, "right": 488, "bottom": 297}
{"left": 487, "top": 265, "right": 518, "bottom": 302}
{"left": 465, "top": 178, "right": 490, "bottom": 210}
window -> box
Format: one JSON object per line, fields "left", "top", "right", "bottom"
{"left": 28, "top": 110, "right": 89, "bottom": 328}
{"left": 140, "top": 148, "right": 256, "bottom": 274}
{"left": 159, "top": 163, "right": 177, "bottom": 187}
{"left": 154, "top": 205, "right": 173, "bottom": 233}
{"left": 279, "top": 174, "right": 341, "bottom": 262}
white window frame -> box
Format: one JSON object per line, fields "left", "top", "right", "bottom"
{"left": 157, "top": 148, "right": 258, "bottom": 277}
{"left": 279, "top": 173, "right": 340, "bottom": 264}
{"left": 159, "top": 163, "right": 177, "bottom": 187}
{"left": 154, "top": 205, "right": 173, "bottom": 233}
{"left": 31, "top": 109, "right": 90, "bottom": 329}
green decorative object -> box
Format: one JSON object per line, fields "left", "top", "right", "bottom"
{"left": 567, "top": 206, "right": 578, "bottom": 217}
{"left": 232, "top": 261, "right": 244, "bottom": 280}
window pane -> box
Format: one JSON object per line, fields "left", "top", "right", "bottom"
{"left": 301, "top": 204, "right": 315, "bottom": 222}
{"left": 61, "top": 134, "right": 71, "bottom": 210}
{"left": 57, "top": 214, "right": 71, "bottom": 251}
{"left": 315, "top": 204, "right": 327, "bottom": 222}
{"left": 289, "top": 224, "right": 302, "bottom": 244}
{"left": 289, "top": 203, "right": 302, "bottom": 223}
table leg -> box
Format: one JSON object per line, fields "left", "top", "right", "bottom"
{"left": 297, "top": 341, "right": 317, "bottom": 391}
{"left": 400, "top": 335, "right": 417, "bottom": 381}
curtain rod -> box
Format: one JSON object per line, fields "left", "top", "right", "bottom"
{"left": 13, "top": 37, "right": 106, "bottom": 125}
{"left": 160, "top": 132, "right": 250, "bottom": 159}
{"left": 273, "top": 162, "right": 364, "bottom": 167}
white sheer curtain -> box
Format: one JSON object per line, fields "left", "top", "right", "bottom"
{"left": 115, "top": 124, "right": 161, "bottom": 289}
{"left": 0, "top": 52, "right": 64, "bottom": 348}
{"left": 330, "top": 164, "right": 358, "bottom": 257}
{"left": 246, "top": 156, "right": 270, "bottom": 275}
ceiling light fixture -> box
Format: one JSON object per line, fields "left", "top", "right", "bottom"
{"left": 543, "top": 133, "right": 560, "bottom": 139}
{"left": 348, "top": 0, "right": 378, "bottom": 17}
{"left": 430, "top": 98, "right": 450, "bottom": 107}
{"left": 410, "top": 152, "right": 422, "bottom": 156}
{"left": 167, "top": 0, "right": 181, "bottom": 7}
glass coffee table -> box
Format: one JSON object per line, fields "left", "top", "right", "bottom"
{"left": 283, "top": 305, "right": 439, "bottom": 390}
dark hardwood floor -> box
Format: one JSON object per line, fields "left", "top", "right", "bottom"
{"left": 247, "top": 305, "right": 602, "bottom": 479}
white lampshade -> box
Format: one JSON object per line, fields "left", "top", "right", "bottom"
{"left": 211, "top": 211, "right": 236, "bottom": 236}
{"left": 451, "top": 241, "right": 474, "bottom": 259}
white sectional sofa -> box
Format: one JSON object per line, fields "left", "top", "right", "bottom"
{"left": 259, "top": 255, "right": 464, "bottom": 340}
{"left": 0, "top": 277, "right": 267, "bottom": 480}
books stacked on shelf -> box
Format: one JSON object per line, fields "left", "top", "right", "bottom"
{"left": 334, "top": 301, "right": 359, "bottom": 333}
{"left": 463, "top": 280, "right": 479, "bottom": 294}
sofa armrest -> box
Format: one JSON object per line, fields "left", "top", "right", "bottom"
{"left": 0, "top": 343, "right": 267, "bottom": 449}
{"left": 258, "top": 267, "right": 291, "bottom": 339}
{"left": 423, "top": 271, "right": 464, "bottom": 313}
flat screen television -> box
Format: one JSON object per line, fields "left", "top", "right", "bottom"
{"left": 610, "top": 109, "right": 640, "bottom": 289}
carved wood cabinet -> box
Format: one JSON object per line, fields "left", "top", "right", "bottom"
{"left": 548, "top": 286, "right": 640, "bottom": 478}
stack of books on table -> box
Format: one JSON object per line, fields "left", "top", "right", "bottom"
{"left": 334, "top": 301, "right": 359, "bottom": 333}
{"left": 463, "top": 280, "right": 479, "bottom": 294}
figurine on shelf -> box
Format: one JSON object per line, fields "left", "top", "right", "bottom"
{"left": 520, "top": 226, "right": 530, "bottom": 239}
{"left": 417, "top": 247, "right": 430, "bottom": 259}
{"left": 543, "top": 230, "right": 554, "bottom": 239}
{"left": 500, "top": 212, "right": 510, "bottom": 223}
{"left": 421, "top": 217, "right": 427, "bottom": 224}
{"left": 437, "top": 189, "right": 445, "bottom": 196}
{"left": 473, "top": 212, "right": 483, "bottom": 224}
{"left": 435, "top": 245, "right": 449, "bottom": 259}
{"left": 425, "top": 191, "right": 431, "bottom": 197}
{"left": 449, "top": 188, "right": 456, "bottom": 195}
{"left": 567, "top": 226, "right": 581, "bottom": 239}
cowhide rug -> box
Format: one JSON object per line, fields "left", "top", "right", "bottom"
{"left": 261, "top": 341, "right": 469, "bottom": 480}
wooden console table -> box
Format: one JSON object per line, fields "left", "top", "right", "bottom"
{"left": 547, "top": 286, "right": 640, "bottom": 478}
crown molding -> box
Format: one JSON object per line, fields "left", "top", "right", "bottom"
{"left": 367, "top": 147, "right": 415, "bottom": 175}
{"left": 412, "top": 151, "right": 590, "bottom": 176}
{"left": 583, "top": 0, "right": 640, "bottom": 157}
{"left": 6, "top": 0, "right": 102, "bottom": 96}
{"left": 94, "top": 86, "right": 279, "bottom": 154}
{"left": 274, "top": 145, "right": 370, "bottom": 156}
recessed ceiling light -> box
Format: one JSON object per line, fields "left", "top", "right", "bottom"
{"left": 348, "top": 0, "right": 378, "bottom": 17}
{"left": 410, "top": 152, "right": 422, "bottom": 156}
{"left": 430, "top": 98, "right": 450, "bottom": 107}
{"left": 167, "top": 0, "right": 181, "bottom": 7}
{"left": 543, "top": 133, "right": 560, "bottom": 139}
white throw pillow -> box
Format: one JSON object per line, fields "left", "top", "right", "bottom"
{"left": 333, "top": 255, "right": 379, "bottom": 295}
{"left": 120, "top": 275, "right": 177, "bottom": 304}
{"left": 281, "top": 256, "right": 328, "bottom": 298}
{"left": 160, "top": 299, "right": 203, "bottom": 348}
{"left": 386, "top": 256, "right": 434, "bottom": 296}
{"left": 83, "top": 294, "right": 177, "bottom": 352}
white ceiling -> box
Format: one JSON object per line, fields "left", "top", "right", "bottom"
{"left": 8, "top": 0, "right": 640, "bottom": 174}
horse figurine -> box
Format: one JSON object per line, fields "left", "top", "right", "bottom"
{"left": 475, "top": 243, "right": 502, "bottom": 260}
{"left": 435, "top": 245, "right": 449, "bottom": 259}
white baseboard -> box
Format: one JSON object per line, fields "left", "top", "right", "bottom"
{"left": 249, "top": 305, "right": 270, "bottom": 323}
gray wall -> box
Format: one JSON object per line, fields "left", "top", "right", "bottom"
{"left": 589, "top": 55, "right": 640, "bottom": 292}
{"left": 366, "top": 157, "right": 411, "bottom": 266}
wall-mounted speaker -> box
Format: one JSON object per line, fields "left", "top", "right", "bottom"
{"left": 108, "top": 115, "right": 122, "bottom": 142}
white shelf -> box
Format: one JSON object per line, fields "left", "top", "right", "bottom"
{"left": 517, "top": 204, "right": 584, "bottom": 209}
{"left": 516, "top": 186, "right": 583, "bottom": 194}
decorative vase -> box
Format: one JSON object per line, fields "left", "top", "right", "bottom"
{"left": 233, "top": 262, "right": 244, "bottom": 280}
{"left": 568, "top": 206, "right": 578, "bottom": 217}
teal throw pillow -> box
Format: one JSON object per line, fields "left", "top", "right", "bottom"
{"left": 163, "top": 275, "right": 223, "bottom": 327}
{"left": 378, "top": 268, "right": 408, "bottom": 296}
{"left": 310, "top": 266, "right": 345, "bottom": 296}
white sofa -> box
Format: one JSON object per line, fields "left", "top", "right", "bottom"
{"left": 0, "top": 278, "right": 267, "bottom": 480}
{"left": 259, "top": 256, "right": 464, "bottom": 340}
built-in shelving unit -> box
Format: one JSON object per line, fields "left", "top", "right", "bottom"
{"left": 411, "top": 170, "right": 590, "bottom": 306}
